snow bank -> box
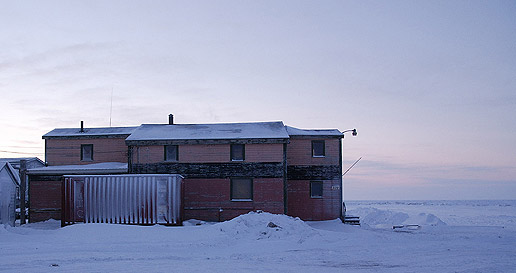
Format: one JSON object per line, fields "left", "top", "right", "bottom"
{"left": 352, "top": 208, "right": 409, "bottom": 228}
{"left": 213, "top": 211, "right": 318, "bottom": 242}
{"left": 408, "top": 212, "right": 447, "bottom": 226}
{"left": 346, "top": 200, "right": 516, "bottom": 229}
{"left": 183, "top": 219, "right": 209, "bottom": 226}
{"left": 349, "top": 207, "right": 446, "bottom": 229}
{"left": 23, "top": 219, "right": 61, "bottom": 230}
{"left": 0, "top": 224, "right": 9, "bottom": 235}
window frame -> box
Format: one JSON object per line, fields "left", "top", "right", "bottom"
{"left": 311, "top": 140, "right": 325, "bottom": 158}
{"left": 230, "top": 144, "right": 245, "bottom": 161}
{"left": 310, "top": 181, "right": 323, "bottom": 198}
{"left": 230, "top": 178, "right": 253, "bottom": 201}
{"left": 164, "top": 145, "right": 179, "bottom": 162}
{"left": 80, "top": 144, "right": 93, "bottom": 161}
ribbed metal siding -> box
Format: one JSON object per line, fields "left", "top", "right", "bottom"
{"left": 63, "top": 174, "right": 182, "bottom": 226}
{"left": 0, "top": 174, "right": 16, "bottom": 226}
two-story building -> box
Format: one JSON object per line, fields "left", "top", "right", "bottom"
{"left": 29, "top": 116, "right": 348, "bottom": 223}
{"left": 285, "top": 126, "right": 344, "bottom": 221}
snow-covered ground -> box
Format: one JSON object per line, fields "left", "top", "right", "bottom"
{"left": 1, "top": 200, "right": 515, "bottom": 273}
{"left": 346, "top": 200, "right": 516, "bottom": 229}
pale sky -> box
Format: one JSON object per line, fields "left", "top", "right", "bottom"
{"left": 1, "top": 1, "right": 515, "bottom": 200}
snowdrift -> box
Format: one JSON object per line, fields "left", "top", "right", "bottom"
{"left": 213, "top": 211, "right": 319, "bottom": 242}
{"left": 349, "top": 207, "right": 446, "bottom": 229}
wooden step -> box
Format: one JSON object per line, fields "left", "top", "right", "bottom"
{"left": 342, "top": 216, "right": 360, "bottom": 225}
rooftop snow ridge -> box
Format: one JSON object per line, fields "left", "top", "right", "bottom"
{"left": 27, "top": 162, "right": 128, "bottom": 175}
{"left": 285, "top": 125, "right": 343, "bottom": 137}
{"left": 126, "top": 121, "right": 290, "bottom": 141}
{"left": 43, "top": 126, "right": 138, "bottom": 138}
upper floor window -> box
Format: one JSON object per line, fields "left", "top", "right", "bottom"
{"left": 81, "top": 144, "right": 93, "bottom": 161}
{"left": 230, "top": 144, "right": 245, "bottom": 161}
{"left": 231, "top": 178, "right": 253, "bottom": 200}
{"left": 310, "top": 181, "right": 323, "bottom": 198}
{"left": 312, "top": 140, "right": 325, "bottom": 157}
{"left": 164, "top": 145, "right": 178, "bottom": 161}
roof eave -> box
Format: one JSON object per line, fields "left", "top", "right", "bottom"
{"left": 288, "top": 134, "right": 344, "bottom": 139}
{"left": 26, "top": 168, "right": 128, "bottom": 175}
{"left": 43, "top": 134, "right": 133, "bottom": 140}
{"left": 125, "top": 137, "right": 290, "bottom": 146}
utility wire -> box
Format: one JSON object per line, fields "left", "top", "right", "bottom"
{"left": 0, "top": 150, "right": 44, "bottom": 155}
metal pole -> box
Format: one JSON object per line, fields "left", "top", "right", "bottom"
{"left": 20, "top": 160, "right": 27, "bottom": 225}
{"left": 342, "top": 157, "right": 362, "bottom": 217}
{"left": 343, "top": 157, "right": 362, "bottom": 177}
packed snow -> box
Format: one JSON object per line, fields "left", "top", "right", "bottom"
{"left": 126, "top": 122, "right": 289, "bottom": 141}
{"left": 1, "top": 200, "right": 515, "bottom": 272}
{"left": 27, "top": 162, "right": 128, "bottom": 174}
{"left": 43, "top": 127, "right": 138, "bottom": 137}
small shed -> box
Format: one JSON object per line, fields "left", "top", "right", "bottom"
{"left": 0, "top": 162, "right": 20, "bottom": 226}
{"left": 0, "top": 157, "right": 45, "bottom": 207}
{"left": 27, "top": 162, "right": 128, "bottom": 223}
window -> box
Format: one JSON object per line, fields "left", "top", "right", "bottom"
{"left": 81, "top": 144, "right": 93, "bottom": 161}
{"left": 312, "top": 140, "right": 325, "bottom": 157}
{"left": 231, "top": 178, "right": 253, "bottom": 200}
{"left": 310, "top": 181, "right": 323, "bottom": 198}
{"left": 230, "top": 144, "right": 245, "bottom": 161}
{"left": 164, "top": 145, "right": 178, "bottom": 161}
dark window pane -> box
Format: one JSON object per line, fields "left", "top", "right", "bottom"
{"left": 231, "top": 178, "right": 252, "bottom": 200}
{"left": 310, "top": 181, "right": 323, "bottom": 198}
{"left": 165, "top": 145, "right": 178, "bottom": 161}
{"left": 231, "top": 144, "right": 245, "bottom": 161}
{"left": 312, "top": 140, "right": 325, "bottom": 157}
{"left": 81, "top": 144, "right": 93, "bottom": 161}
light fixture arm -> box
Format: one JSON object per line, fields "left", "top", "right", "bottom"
{"left": 342, "top": 128, "right": 357, "bottom": 136}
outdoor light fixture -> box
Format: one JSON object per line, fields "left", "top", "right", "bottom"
{"left": 343, "top": 129, "right": 357, "bottom": 136}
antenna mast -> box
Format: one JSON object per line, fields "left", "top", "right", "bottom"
{"left": 109, "top": 87, "right": 113, "bottom": 127}
{"left": 342, "top": 157, "right": 362, "bottom": 215}
{"left": 343, "top": 157, "right": 362, "bottom": 177}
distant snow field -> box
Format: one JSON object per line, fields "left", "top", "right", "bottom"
{"left": 1, "top": 200, "right": 515, "bottom": 273}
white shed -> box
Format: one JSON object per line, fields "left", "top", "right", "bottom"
{"left": 0, "top": 162, "right": 20, "bottom": 226}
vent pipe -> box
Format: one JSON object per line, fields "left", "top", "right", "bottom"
{"left": 80, "top": 121, "right": 84, "bottom": 132}
{"left": 168, "top": 114, "right": 174, "bottom": 125}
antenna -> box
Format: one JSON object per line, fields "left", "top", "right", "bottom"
{"left": 109, "top": 87, "right": 113, "bottom": 127}
{"left": 343, "top": 157, "right": 362, "bottom": 177}
{"left": 342, "top": 157, "right": 362, "bottom": 207}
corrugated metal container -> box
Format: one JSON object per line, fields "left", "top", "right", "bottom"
{"left": 62, "top": 174, "right": 183, "bottom": 226}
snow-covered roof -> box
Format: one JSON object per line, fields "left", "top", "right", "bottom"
{"left": 0, "top": 157, "right": 45, "bottom": 169}
{"left": 126, "top": 122, "right": 290, "bottom": 141}
{"left": 0, "top": 161, "right": 21, "bottom": 186}
{"left": 43, "top": 127, "right": 138, "bottom": 138}
{"left": 285, "top": 126, "right": 343, "bottom": 137}
{"left": 27, "top": 162, "right": 128, "bottom": 175}
{"left": 0, "top": 157, "right": 42, "bottom": 163}
{"left": 42, "top": 122, "right": 346, "bottom": 142}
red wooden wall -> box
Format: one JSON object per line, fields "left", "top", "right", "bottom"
{"left": 132, "top": 143, "right": 284, "bottom": 164}
{"left": 46, "top": 138, "right": 128, "bottom": 166}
